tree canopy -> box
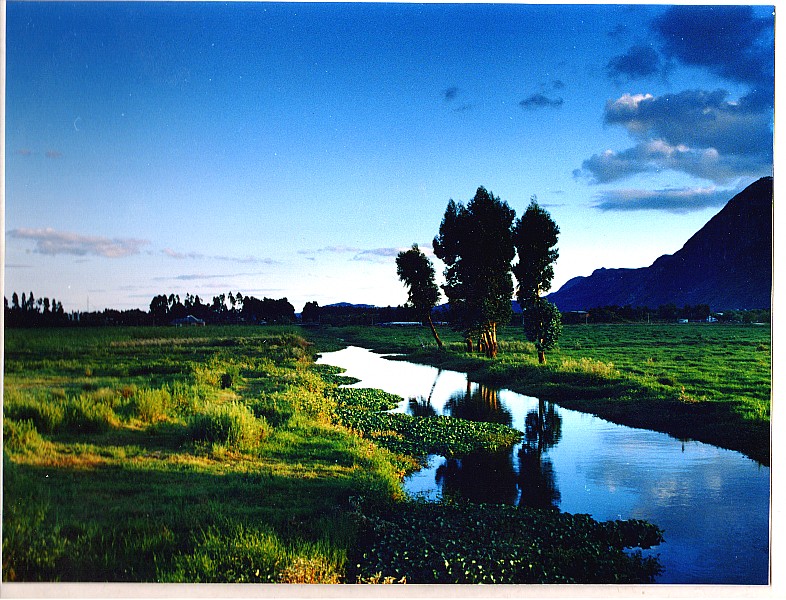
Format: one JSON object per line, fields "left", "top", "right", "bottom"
{"left": 513, "top": 197, "right": 562, "bottom": 363}
{"left": 396, "top": 244, "right": 443, "bottom": 348}
{"left": 433, "top": 187, "right": 515, "bottom": 357}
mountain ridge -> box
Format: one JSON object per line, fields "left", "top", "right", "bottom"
{"left": 547, "top": 177, "right": 773, "bottom": 312}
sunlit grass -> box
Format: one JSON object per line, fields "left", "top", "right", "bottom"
{"left": 2, "top": 326, "right": 405, "bottom": 582}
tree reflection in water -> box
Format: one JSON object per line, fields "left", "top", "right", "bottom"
{"left": 429, "top": 381, "right": 564, "bottom": 509}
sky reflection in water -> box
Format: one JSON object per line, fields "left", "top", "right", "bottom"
{"left": 318, "top": 346, "right": 770, "bottom": 584}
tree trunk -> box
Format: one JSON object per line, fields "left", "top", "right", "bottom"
{"left": 538, "top": 349, "right": 546, "bottom": 364}
{"left": 466, "top": 337, "right": 474, "bottom": 353}
{"left": 426, "top": 314, "right": 443, "bottom": 349}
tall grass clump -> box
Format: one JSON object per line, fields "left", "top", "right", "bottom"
{"left": 134, "top": 387, "right": 173, "bottom": 423}
{"left": 188, "top": 402, "right": 270, "bottom": 451}
{"left": 3, "top": 390, "right": 65, "bottom": 434}
{"left": 3, "top": 420, "right": 47, "bottom": 453}
{"left": 559, "top": 357, "right": 621, "bottom": 381}
{"left": 161, "top": 524, "right": 343, "bottom": 583}
{"left": 61, "top": 394, "right": 119, "bottom": 433}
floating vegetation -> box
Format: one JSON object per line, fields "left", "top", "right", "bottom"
{"left": 349, "top": 500, "right": 664, "bottom": 584}
{"left": 336, "top": 408, "right": 522, "bottom": 458}
{"left": 328, "top": 387, "right": 402, "bottom": 411}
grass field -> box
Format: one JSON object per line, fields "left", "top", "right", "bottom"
{"left": 311, "top": 322, "right": 771, "bottom": 465}
{"left": 3, "top": 325, "right": 664, "bottom": 583}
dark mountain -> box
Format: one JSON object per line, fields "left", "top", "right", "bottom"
{"left": 547, "top": 177, "right": 773, "bottom": 312}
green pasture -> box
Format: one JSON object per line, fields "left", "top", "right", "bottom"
{"left": 3, "top": 325, "right": 663, "bottom": 583}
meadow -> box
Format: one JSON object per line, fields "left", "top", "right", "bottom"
{"left": 310, "top": 322, "right": 772, "bottom": 465}
{"left": 3, "top": 325, "right": 663, "bottom": 583}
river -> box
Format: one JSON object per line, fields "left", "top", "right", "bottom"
{"left": 317, "top": 345, "right": 770, "bottom": 585}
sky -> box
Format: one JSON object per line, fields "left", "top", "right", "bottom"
{"left": 3, "top": 2, "right": 776, "bottom": 313}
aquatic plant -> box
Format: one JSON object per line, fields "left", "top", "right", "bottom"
{"left": 349, "top": 500, "right": 664, "bottom": 584}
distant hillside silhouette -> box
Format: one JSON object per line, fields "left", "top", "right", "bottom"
{"left": 547, "top": 177, "right": 772, "bottom": 312}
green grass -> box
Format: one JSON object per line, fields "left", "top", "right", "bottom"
{"left": 328, "top": 322, "right": 771, "bottom": 465}
{"left": 3, "top": 324, "right": 670, "bottom": 583}
{"left": 3, "top": 326, "right": 405, "bottom": 582}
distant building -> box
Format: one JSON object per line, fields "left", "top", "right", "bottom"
{"left": 172, "top": 315, "right": 205, "bottom": 326}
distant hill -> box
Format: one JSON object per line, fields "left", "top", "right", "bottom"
{"left": 547, "top": 177, "right": 773, "bottom": 312}
{"left": 325, "top": 302, "right": 376, "bottom": 309}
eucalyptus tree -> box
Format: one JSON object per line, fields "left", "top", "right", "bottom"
{"left": 396, "top": 243, "right": 443, "bottom": 349}
{"left": 433, "top": 187, "right": 516, "bottom": 358}
{"left": 513, "top": 197, "right": 562, "bottom": 364}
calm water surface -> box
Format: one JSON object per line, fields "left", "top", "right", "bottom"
{"left": 318, "top": 346, "right": 770, "bottom": 584}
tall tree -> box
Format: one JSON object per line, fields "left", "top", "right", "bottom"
{"left": 433, "top": 187, "right": 516, "bottom": 357}
{"left": 301, "top": 301, "right": 320, "bottom": 323}
{"left": 513, "top": 197, "right": 562, "bottom": 364}
{"left": 396, "top": 243, "right": 443, "bottom": 349}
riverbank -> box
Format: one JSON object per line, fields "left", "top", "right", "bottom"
{"left": 306, "top": 323, "right": 771, "bottom": 466}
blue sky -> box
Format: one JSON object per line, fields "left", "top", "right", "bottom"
{"left": 4, "top": 2, "right": 775, "bottom": 312}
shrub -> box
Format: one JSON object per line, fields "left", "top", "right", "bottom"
{"left": 192, "top": 365, "right": 221, "bottom": 388}
{"left": 188, "top": 403, "right": 269, "bottom": 451}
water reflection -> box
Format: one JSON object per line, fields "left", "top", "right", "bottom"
{"left": 444, "top": 383, "right": 512, "bottom": 425}
{"left": 317, "top": 347, "right": 770, "bottom": 584}
{"left": 413, "top": 380, "right": 565, "bottom": 511}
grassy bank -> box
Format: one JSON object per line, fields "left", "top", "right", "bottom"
{"left": 310, "top": 323, "right": 771, "bottom": 465}
{"left": 4, "top": 325, "right": 663, "bottom": 583}
{"left": 3, "top": 326, "right": 406, "bottom": 582}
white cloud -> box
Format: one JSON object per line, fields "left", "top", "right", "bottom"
{"left": 8, "top": 228, "right": 149, "bottom": 258}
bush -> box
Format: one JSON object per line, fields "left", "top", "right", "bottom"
{"left": 188, "top": 403, "right": 269, "bottom": 451}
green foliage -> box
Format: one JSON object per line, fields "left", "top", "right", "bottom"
{"left": 3, "top": 420, "right": 46, "bottom": 453}
{"left": 61, "top": 394, "right": 119, "bottom": 433}
{"left": 513, "top": 197, "right": 560, "bottom": 303}
{"left": 163, "top": 524, "right": 343, "bottom": 583}
{"left": 396, "top": 244, "right": 441, "bottom": 316}
{"left": 135, "top": 387, "right": 173, "bottom": 423}
{"left": 188, "top": 402, "right": 270, "bottom": 451}
{"left": 4, "top": 390, "right": 66, "bottom": 433}
{"left": 349, "top": 501, "right": 663, "bottom": 584}
{"left": 433, "top": 187, "right": 516, "bottom": 339}
{"left": 522, "top": 298, "right": 563, "bottom": 360}
{"left": 2, "top": 455, "right": 68, "bottom": 581}
{"left": 328, "top": 387, "right": 403, "bottom": 411}
{"left": 336, "top": 409, "right": 522, "bottom": 458}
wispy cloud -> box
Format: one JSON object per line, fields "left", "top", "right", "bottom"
{"left": 8, "top": 228, "right": 149, "bottom": 258}
{"left": 442, "top": 86, "right": 473, "bottom": 112}
{"left": 161, "top": 248, "right": 276, "bottom": 264}
{"left": 593, "top": 186, "right": 733, "bottom": 213}
{"left": 519, "top": 93, "right": 563, "bottom": 109}
{"left": 299, "top": 245, "right": 416, "bottom": 263}
{"left": 154, "top": 271, "right": 264, "bottom": 282}
{"left": 45, "top": 150, "right": 63, "bottom": 159}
